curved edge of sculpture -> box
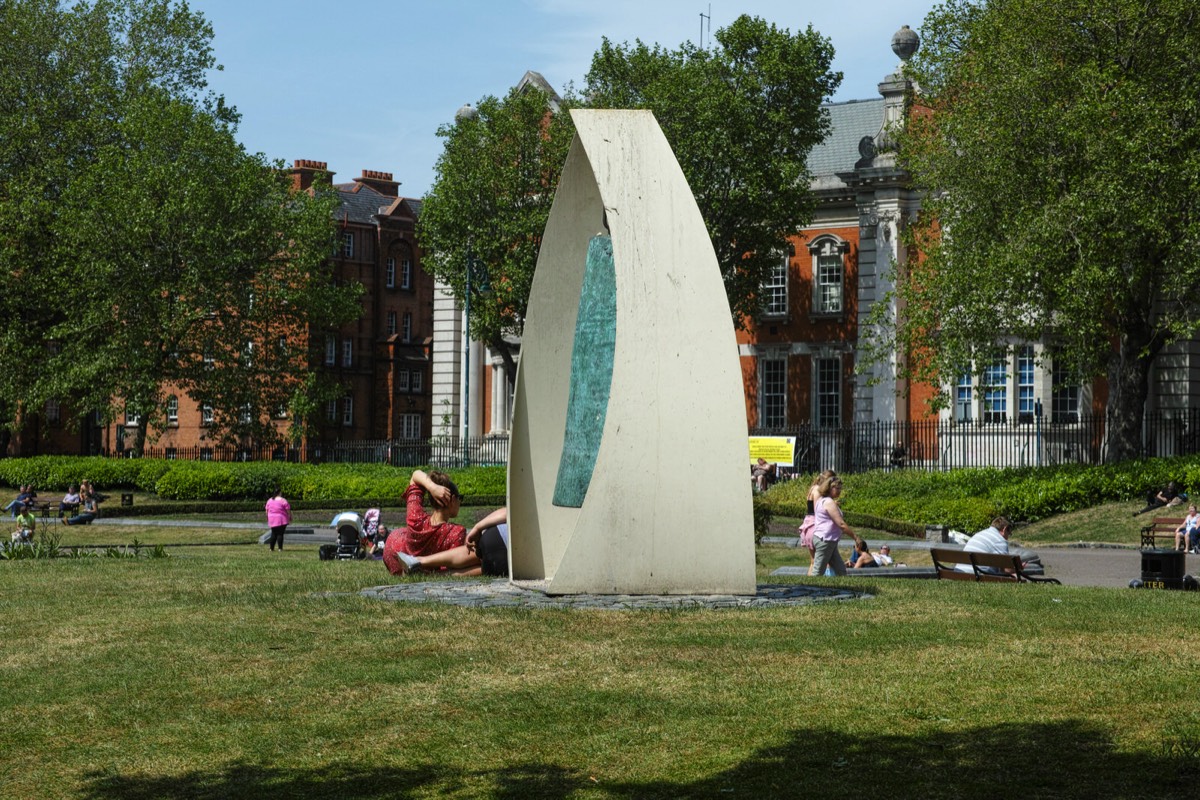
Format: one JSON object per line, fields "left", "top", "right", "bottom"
{"left": 508, "top": 109, "right": 756, "bottom": 595}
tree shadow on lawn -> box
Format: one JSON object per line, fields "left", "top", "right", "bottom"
{"left": 80, "top": 719, "right": 1197, "bottom": 799}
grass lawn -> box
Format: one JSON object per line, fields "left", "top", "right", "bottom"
{"left": 4, "top": 537, "right": 1200, "bottom": 799}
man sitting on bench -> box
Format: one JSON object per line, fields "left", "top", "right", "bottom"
{"left": 956, "top": 516, "right": 1023, "bottom": 576}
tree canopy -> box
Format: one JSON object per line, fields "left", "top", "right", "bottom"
{"left": 884, "top": 0, "right": 1200, "bottom": 459}
{"left": 585, "top": 14, "right": 840, "bottom": 327}
{"left": 0, "top": 0, "right": 358, "bottom": 452}
{"left": 419, "top": 14, "right": 841, "bottom": 381}
{"left": 417, "top": 85, "right": 577, "bottom": 379}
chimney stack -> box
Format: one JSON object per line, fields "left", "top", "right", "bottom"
{"left": 354, "top": 169, "right": 400, "bottom": 197}
{"left": 290, "top": 159, "right": 332, "bottom": 192}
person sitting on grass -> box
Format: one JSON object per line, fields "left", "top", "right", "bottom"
{"left": 1134, "top": 481, "right": 1185, "bottom": 516}
{"left": 847, "top": 538, "right": 879, "bottom": 569}
{"left": 382, "top": 469, "right": 468, "bottom": 576}
{"left": 63, "top": 492, "right": 99, "bottom": 526}
{"left": 1174, "top": 504, "right": 1200, "bottom": 553}
{"left": 11, "top": 503, "right": 36, "bottom": 543}
{"left": 392, "top": 507, "right": 510, "bottom": 578}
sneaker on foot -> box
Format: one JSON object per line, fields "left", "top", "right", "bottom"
{"left": 397, "top": 551, "right": 422, "bottom": 574}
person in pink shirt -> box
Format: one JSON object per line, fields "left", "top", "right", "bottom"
{"left": 264, "top": 488, "right": 293, "bottom": 552}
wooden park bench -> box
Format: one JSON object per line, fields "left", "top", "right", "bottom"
{"left": 1140, "top": 517, "right": 1185, "bottom": 549}
{"left": 930, "top": 548, "right": 1061, "bottom": 584}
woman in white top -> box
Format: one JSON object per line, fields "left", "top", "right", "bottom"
{"left": 1174, "top": 504, "right": 1200, "bottom": 552}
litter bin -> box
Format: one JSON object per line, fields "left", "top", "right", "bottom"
{"left": 1140, "top": 548, "right": 1185, "bottom": 589}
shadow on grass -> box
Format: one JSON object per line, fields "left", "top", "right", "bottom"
{"left": 80, "top": 719, "right": 1197, "bottom": 799}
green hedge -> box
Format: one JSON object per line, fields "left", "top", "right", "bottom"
{"left": 0, "top": 457, "right": 506, "bottom": 504}
{"left": 105, "top": 495, "right": 509, "bottom": 518}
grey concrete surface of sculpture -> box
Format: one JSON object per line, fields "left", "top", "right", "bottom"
{"left": 507, "top": 109, "right": 756, "bottom": 595}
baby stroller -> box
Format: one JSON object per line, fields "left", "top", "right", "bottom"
{"left": 325, "top": 511, "right": 368, "bottom": 560}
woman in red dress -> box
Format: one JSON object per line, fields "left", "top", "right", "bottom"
{"left": 382, "top": 469, "right": 467, "bottom": 575}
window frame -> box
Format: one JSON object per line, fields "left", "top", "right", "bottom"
{"left": 760, "top": 253, "right": 788, "bottom": 318}
{"left": 1052, "top": 360, "right": 1081, "bottom": 424}
{"left": 401, "top": 413, "right": 421, "bottom": 439}
{"left": 982, "top": 359, "right": 1008, "bottom": 424}
{"left": 807, "top": 237, "right": 849, "bottom": 317}
{"left": 385, "top": 257, "right": 396, "bottom": 288}
{"left": 1017, "top": 346, "right": 1035, "bottom": 424}
{"left": 815, "top": 356, "right": 841, "bottom": 429}
{"left": 758, "top": 351, "right": 787, "bottom": 430}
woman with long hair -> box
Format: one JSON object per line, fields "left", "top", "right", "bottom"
{"left": 798, "top": 469, "right": 836, "bottom": 563}
{"left": 382, "top": 469, "right": 468, "bottom": 576}
{"left": 808, "top": 475, "right": 855, "bottom": 577}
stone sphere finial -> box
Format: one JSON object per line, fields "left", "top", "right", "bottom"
{"left": 455, "top": 103, "right": 478, "bottom": 122}
{"left": 891, "top": 25, "right": 920, "bottom": 62}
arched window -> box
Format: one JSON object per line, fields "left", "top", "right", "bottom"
{"left": 808, "top": 236, "right": 849, "bottom": 316}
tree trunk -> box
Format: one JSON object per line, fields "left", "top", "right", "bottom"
{"left": 132, "top": 420, "right": 149, "bottom": 458}
{"left": 1104, "top": 326, "right": 1156, "bottom": 463}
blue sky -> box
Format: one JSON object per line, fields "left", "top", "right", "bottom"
{"left": 197, "top": 0, "right": 934, "bottom": 198}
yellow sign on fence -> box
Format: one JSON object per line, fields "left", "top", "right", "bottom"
{"left": 748, "top": 436, "right": 796, "bottom": 467}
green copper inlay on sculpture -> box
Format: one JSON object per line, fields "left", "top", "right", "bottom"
{"left": 552, "top": 233, "right": 615, "bottom": 508}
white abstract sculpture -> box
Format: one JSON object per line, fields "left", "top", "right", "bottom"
{"left": 508, "top": 109, "right": 755, "bottom": 595}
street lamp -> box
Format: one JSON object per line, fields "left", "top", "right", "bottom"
{"left": 454, "top": 102, "right": 485, "bottom": 465}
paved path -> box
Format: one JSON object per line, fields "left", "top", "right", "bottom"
{"left": 93, "top": 519, "right": 1160, "bottom": 591}
{"left": 762, "top": 535, "right": 1159, "bottom": 588}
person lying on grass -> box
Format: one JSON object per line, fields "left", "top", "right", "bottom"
{"left": 382, "top": 470, "right": 467, "bottom": 576}
{"left": 391, "top": 507, "right": 510, "bottom": 578}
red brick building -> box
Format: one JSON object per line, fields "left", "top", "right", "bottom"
{"left": 17, "top": 161, "right": 435, "bottom": 458}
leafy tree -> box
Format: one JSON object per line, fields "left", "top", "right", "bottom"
{"left": 420, "top": 15, "right": 841, "bottom": 382}
{"left": 0, "top": 0, "right": 359, "bottom": 452}
{"left": 418, "top": 85, "right": 577, "bottom": 380}
{"left": 53, "top": 91, "right": 359, "bottom": 452}
{"left": 585, "top": 14, "right": 841, "bottom": 328}
{"left": 884, "top": 0, "right": 1200, "bottom": 460}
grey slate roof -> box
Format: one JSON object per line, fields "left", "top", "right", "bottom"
{"left": 333, "top": 183, "right": 423, "bottom": 225}
{"left": 335, "top": 183, "right": 391, "bottom": 225}
{"left": 807, "top": 98, "right": 884, "bottom": 177}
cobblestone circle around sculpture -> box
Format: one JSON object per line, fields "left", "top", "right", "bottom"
{"left": 357, "top": 579, "right": 868, "bottom": 610}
